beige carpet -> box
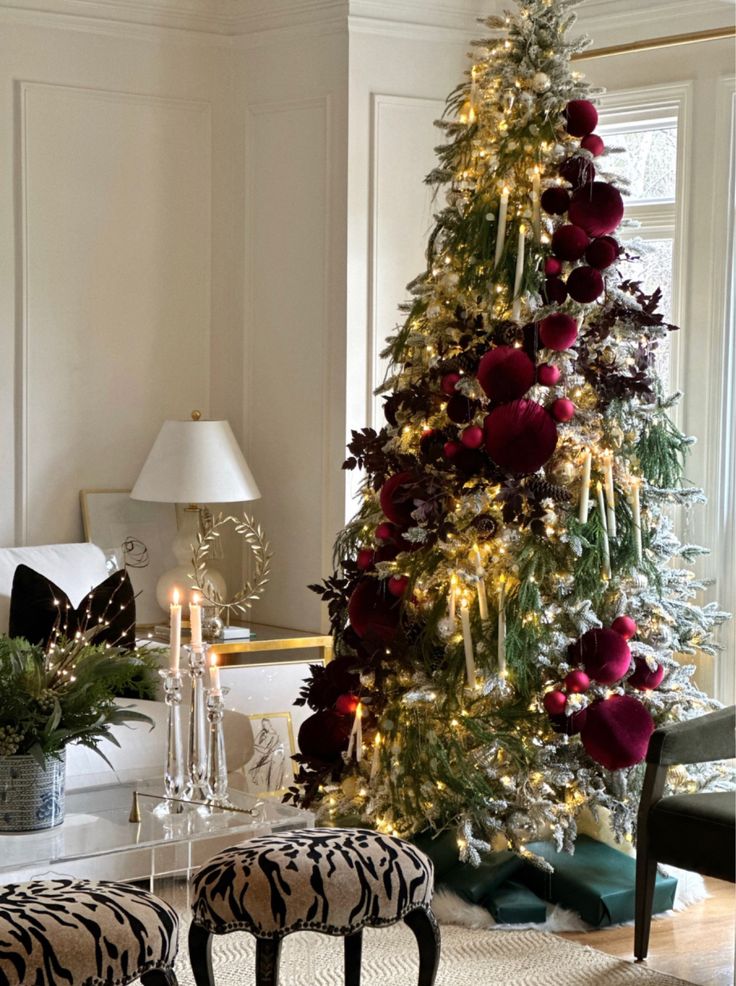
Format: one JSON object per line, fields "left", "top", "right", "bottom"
{"left": 175, "top": 920, "right": 694, "bottom": 985}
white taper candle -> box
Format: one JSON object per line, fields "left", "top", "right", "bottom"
{"left": 497, "top": 577, "right": 507, "bottom": 676}
{"left": 579, "top": 449, "right": 592, "bottom": 522}
{"left": 169, "top": 590, "right": 181, "bottom": 672}
{"left": 459, "top": 600, "right": 476, "bottom": 686}
{"left": 597, "top": 482, "right": 611, "bottom": 579}
{"left": 531, "top": 167, "right": 541, "bottom": 242}
{"left": 190, "top": 592, "right": 202, "bottom": 648}
{"left": 494, "top": 186, "right": 510, "bottom": 268}
{"left": 630, "top": 479, "right": 643, "bottom": 564}
{"left": 511, "top": 224, "right": 526, "bottom": 321}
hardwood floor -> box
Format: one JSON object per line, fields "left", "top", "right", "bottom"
{"left": 558, "top": 878, "right": 735, "bottom": 985}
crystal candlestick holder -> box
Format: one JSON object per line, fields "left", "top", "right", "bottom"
{"left": 205, "top": 686, "right": 231, "bottom": 808}
{"left": 185, "top": 644, "right": 210, "bottom": 802}
{"left": 158, "top": 669, "right": 185, "bottom": 814}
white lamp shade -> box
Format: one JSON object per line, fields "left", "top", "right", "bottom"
{"left": 131, "top": 419, "right": 260, "bottom": 504}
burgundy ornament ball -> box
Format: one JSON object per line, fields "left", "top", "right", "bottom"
{"left": 335, "top": 692, "right": 359, "bottom": 716}
{"left": 612, "top": 615, "right": 637, "bottom": 640}
{"left": 348, "top": 578, "right": 401, "bottom": 642}
{"left": 569, "top": 182, "right": 625, "bottom": 237}
{"left": 441, "top": 372, "right": 461, "bottom": 396}
{"left": 570, "top": 627, "right": 632, "bottom": 685}
{"left": 581, "top": 694, "right": 655, "bottom": 771}
{"left": 551, "top": 398, "right": 575, "bottom": 422}
{"left": 543, "top": 689, "right": 567, "bottom": 716}
{"left": 443, "top": 440, "right": 461, "bottom": 460}
{"left": 581, "top": 133, "right": 605, "bottom": 157}
{"left": 375, "top": 522, "right": 395, "bottom": 542}
{"left": 379, "top": 471, "right": 417, "bottom": 526}
{"left": 388, "top": 575, "right": 410, "bottom": 598}
{"left": 484, "top": 400, "right": 558, "bottom": 474}
{"left": 565, "top": 669, "right": 591, "bottom": 694}
{"left": 544, "top": 256, "right": 563, "bottom": 277}
{"left": 477, "top": 346, "right": 536, "bottom": 402}
{"left": 542, "top": 277, "right": 569, "bottom": 306}
{"left": 537, "top": 363, "right": 561, "bottom": 387}
{"left": 567, "top": 265, "right": 604, "bottom": 304}
{"left": 559, "top": 157, "right": 596, "bottom": 188}
{"left": 446, "top": 393, "right": 477, "bottom": 424}
{"left": 541, "top": 186, "right": 571, "bottom": 216}
{"left": 552, "top": 224, "right": 590, "bottom": 262}
{"left": 461, "top": 425, "right": 484, "bottom": 449}
{"left": 298, "top": 710, "right": 352, "bottom": 762}
{"left": 564, "top": 99, "right": 599, "bottom": 137}
{"left": 586, "top": 236, "right": 620, "bottom": 270}
{"left": 356, "top": 548, "right": 375, "bottom": 571}
{"left": 628, "top": 658, "right": 665, "bottom": 691}
{"left": 539, "top": 313, "right": 579, "bottom": 351}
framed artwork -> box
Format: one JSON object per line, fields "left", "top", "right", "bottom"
{"left": 241, "top": 712, "right": 297, "bottom": 796}
{"left": 80, "top": 489, "right": 178, "bottom": 626}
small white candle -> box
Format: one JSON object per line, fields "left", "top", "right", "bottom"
{"left": 169, "top": 590, "right": 181, "bottom": 672}
{"left": 531, "top": 167, "right": 541, "bottom": 242}
{"left": 579, "top": 450, "right": 592, "bottom": 523}
{"left": 494, "top": 185, "right": 510, "bottom": 268}
{"left": 190, "top": 592, "right": 202, "bottom": 648}
{"left": 209, "top": 653, "right": 221, "bottom": 695}
{"left": 630, "top": 478, "right": 643, "bottom": 564}
{"left": 604, "top": 453, "right": 617, "bottom": 538}
{"left": 497, "top": 577, "right": 507, "bottom": 677}
{"left": 347, "top": 703, "right": 363, "bottom": 763}
{"left": 459, "top": 599, "right": 476, "bottom": 686}
{"left": 471, "top": 545, "right": 489, "bottom": 621}
{"left": 448, "top": 573, "right": 458, "bottom": 624}
{"left": 597, "top": 482, "right": 611, "bottom": 579}
{"left": 511, "top": 224, "right": 526, "bottom": 321}
{"left": 370, "top": 731, "right": 381, "bottom": 782}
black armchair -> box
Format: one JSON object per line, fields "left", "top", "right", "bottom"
{"left": 635, "top": 705, "right": 735, "bottom": 961}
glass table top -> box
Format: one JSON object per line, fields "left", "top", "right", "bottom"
{"left": 0, "top": 778, "right": 313, "bottom": 873}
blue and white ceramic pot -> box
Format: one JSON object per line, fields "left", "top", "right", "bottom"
{"left": 0, "top": 752, "right": 65, "bottom": 831}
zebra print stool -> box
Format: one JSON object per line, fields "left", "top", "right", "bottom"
{"left": 0, "top": 878, "right": 179, "bottom": 986}
{"left": 189, "top": 828, "right": 440, "bottom": 986}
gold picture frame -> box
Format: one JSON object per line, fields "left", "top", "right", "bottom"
{"left": 240, "top": 712, "right": 297, "bottom": 797}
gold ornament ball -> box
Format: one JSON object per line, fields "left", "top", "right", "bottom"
{"left": 546, "top": 456, "right": 576, "bottom": 486}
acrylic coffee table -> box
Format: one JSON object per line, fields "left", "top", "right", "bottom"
{"left": 0, "top": 777, "right": 314, "bottom": 904}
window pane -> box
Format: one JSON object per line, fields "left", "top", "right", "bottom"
{"left": 620, "top": 237, "right": 675, "bottom": 384}
{"left": 602, "top": 127, "right": 677, "bottom": 202}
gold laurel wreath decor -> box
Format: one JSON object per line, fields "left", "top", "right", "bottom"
{"left": 191, "top": 512, "right": 272, "bottom": 625}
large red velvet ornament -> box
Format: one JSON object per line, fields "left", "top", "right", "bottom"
{"left": 542, "top": 277, "right": 569, "bottom": 306}
{"left": 380, "top": 471, "right": 417, "bottom": 526}
{"left": 543, "top": 690, "right": 567, "bottom": 716}
{"left": 545, "top": 256, "right": 563, "bottom": 277}
{"left": 446, "top": 393, "right": 477, "bottom": 424}
{"left": 564, "top": 669, "right": 590, "bottom": 694}
{"left": 570, "top": 627, "right": 632, "bottom": 685}
{"left": 541, "top": 186, "right": 571, "bottom": 216}
{"left": 347, "top": 578, "right": 401, "bottom": 642}
{"left": 335, "top": 693, "right": 359, "bottom": 715}
{"left": 564, "top": 99, "right": 599, "bottom": 137}
{"left": 484, "top": 400, "right": 558, "bottom": 474}
{"left": 569, "top": 183, "right": 625, "bottom": 237}
{"left": 581, "top": 695, "right": 655, "bottom": 770}
{"left": 567, "top": 266, "right": 604, "bottom": 304}
{"left": 298, "top": 710, "right": 352, "bottom": 762}
{"left": 559, "top": 157, "right": 595, "bottom": 188}
{"left": 441, "top": 372, "right": 461, "bottom": 396}
{"left": 551, "top": 397, "right": 575, "bottom": 422}
{"left": 539, "top": 313, "right": 579, "bottom": 351}
{"left": 356, "top": 548, "right": 375, "bottom": 571}
{"left": 537, "top": 363, "right": 561, "bottom": 387}
{"left": 612, "top": 615, "right": 637, "bottom": 640}
{"left": 581, "top": 133, "right": 605, "bottom": 156}
{"left": 477, "top": 346, "right": 535, "bottom": 402}
{"left": 552, "top": 225, "right": 590, "bottom": 262}
{"left": 586, "top": 236, "right": 620, "bottom": 270}
{"left": 628, "top": 658, "right": 665, "bottom": 691}
{"left": 461, "top": 425, "right": 484, "bottom": 449}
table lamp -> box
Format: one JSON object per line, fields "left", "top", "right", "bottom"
{"left": 131, "top": 411, "right": 262, "bottom": 618}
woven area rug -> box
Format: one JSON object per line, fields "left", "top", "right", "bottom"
{"left": 174, "top": 920, "right": 694, "bottom": 985}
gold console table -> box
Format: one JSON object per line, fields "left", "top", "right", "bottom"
{"left": 208, "top": 623, "right": 333, "bottom": 669}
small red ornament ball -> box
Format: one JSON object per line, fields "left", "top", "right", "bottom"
{"left": 356, "top": 548, "right": 375, "bottom": 571}
{"left": 569, "top": 182, "right": 625, "bottom": 237}
{"left": 461, "top": 425, "right": 484, "bottom": 449}
{"left": 571, "top": 627, "right": 632, "bottom": 685}
{"left": 539, "top": 313, "right": 579, "bottom": 351}
{"left": 581, "top": 133, "right": 605, "bottom": 156}
{"left": 628, "top": 658, "right": 666, "bottom": 691}
{"left": 446, "top": 393, "right": 477, "bottom": 424}
{"left": 542, "top": 277, "right": 569, "bottom": 306}
{"left": 541, "top": 186, "right": 571, "bottom": 216}
{"left": 567, "top": 265, "right": 604, "bottom": 304}
{"left": 612, "top": 615, "right": 637, "bottom": 640}
{"left": 388, "top": 575, "right": 410, "bottom": 597}
{"left": 551, "top": 397, "right": 575, "bottom": 422}
{"left": 581, "top": 694, "right": 655, "bottom": 771}
{"left": 380, "top": 471, "right": 417, "bottom": 526}
{"left": 477, "top": 346, "right": 536, "bottom": 402}
{"left": 537, "top": 363, "right": 561, "bottom": 387}
{"left": 564, "top": 669, "right": 591, "bottom": 694}
{"left": 564, "top": 99, "right": 599, "bottom": 137}
{"left": 348, "top": 578, "right": 401, "bottom": 642}
{"left": 543, "top": 689, "right": 568, "bottom": 716}
{"left": 443, "top": 440, "right": 461, "bottom": 460}
{"left": 298, "top": 710, "right": 352, "bottom": 762}
{"left": 586, "top": 236, "right": 620, "bottom": 270}
{"left": 545, "top": 256, "right": 563, "bottom": 277}
{"left": 441, "top": 372, "right": 461, "bottom": 396}
{"left": 559, "top": 157, "right": 596, "bottom": 188}
{"left": 552, "top": 224, "right": 590, "bottom": 262}
{"left": 375, "top": 522, "right": 395, "bottom": 542}
{"left": 484, "top": 400, "right": 558, "bottom": 474}
{"left": 335, "top": 692, "right": 359, "bottom": 715}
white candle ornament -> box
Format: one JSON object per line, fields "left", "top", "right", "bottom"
{"left": 190, "top": 592, "right": 202, "bottom": 648}
{"left": 578, "top": 449, "right": 592, "bottom": 522}
{"left": 531, "top": 167, "right": 541, "bottom": 242}
{"left": 511, "top": 224, "right": 526, "bottom": 321}
{"left": 604, "top": 453, "right": 617, "bottom": 537}
{"left": 630, "top": 478, "right": 643, "bottom": 564}
{"left": 597, "top": 482, "right": 611, "bottom": 579}
{"left": 448, "top": 573, "right": 458, "bottom": 624}
{"left": 494, "top": 185, "right": 510, "bottom": 268}
{"left": 346, "top": 703, "right": 363, "bottom": 763}
{"left": 209, "top": 653, "right": 221, "bottom": 695}
{"left": 169, "top": 590, "right": 181, "bottom": 672}
{"left": 459, "top": 599, "right": 476, "bottom": 686}
{"left": 497, "top": 577, "right": 507, "bottom": 676}
{"left": 471, "top": 545, "right": 489, "bottom": 621}
{"left": 370, "top": 731, "right": 381, "bottom": 782}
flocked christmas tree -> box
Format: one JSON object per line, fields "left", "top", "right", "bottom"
{"left": 290, "top": 0, "right": 731, "bottom": 863}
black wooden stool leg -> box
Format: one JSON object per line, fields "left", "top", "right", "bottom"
{"left": 141, "top": 969, "right": 178, "bottom": 986}
{"left": 344, "top": 929, "right": 363, "bottom": 986}
{"left": 404, "top": 907, "right": 440, "bottom": 986}
{"left": 188, "top": 922, "right": 215, "bottom": 986}
{"left": 255, "top": 937, "right": 282, "bottom": 986}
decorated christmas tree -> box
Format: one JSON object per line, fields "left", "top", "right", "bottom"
{"left": 291, "top": 0, "right": 730, "bottom": 863}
